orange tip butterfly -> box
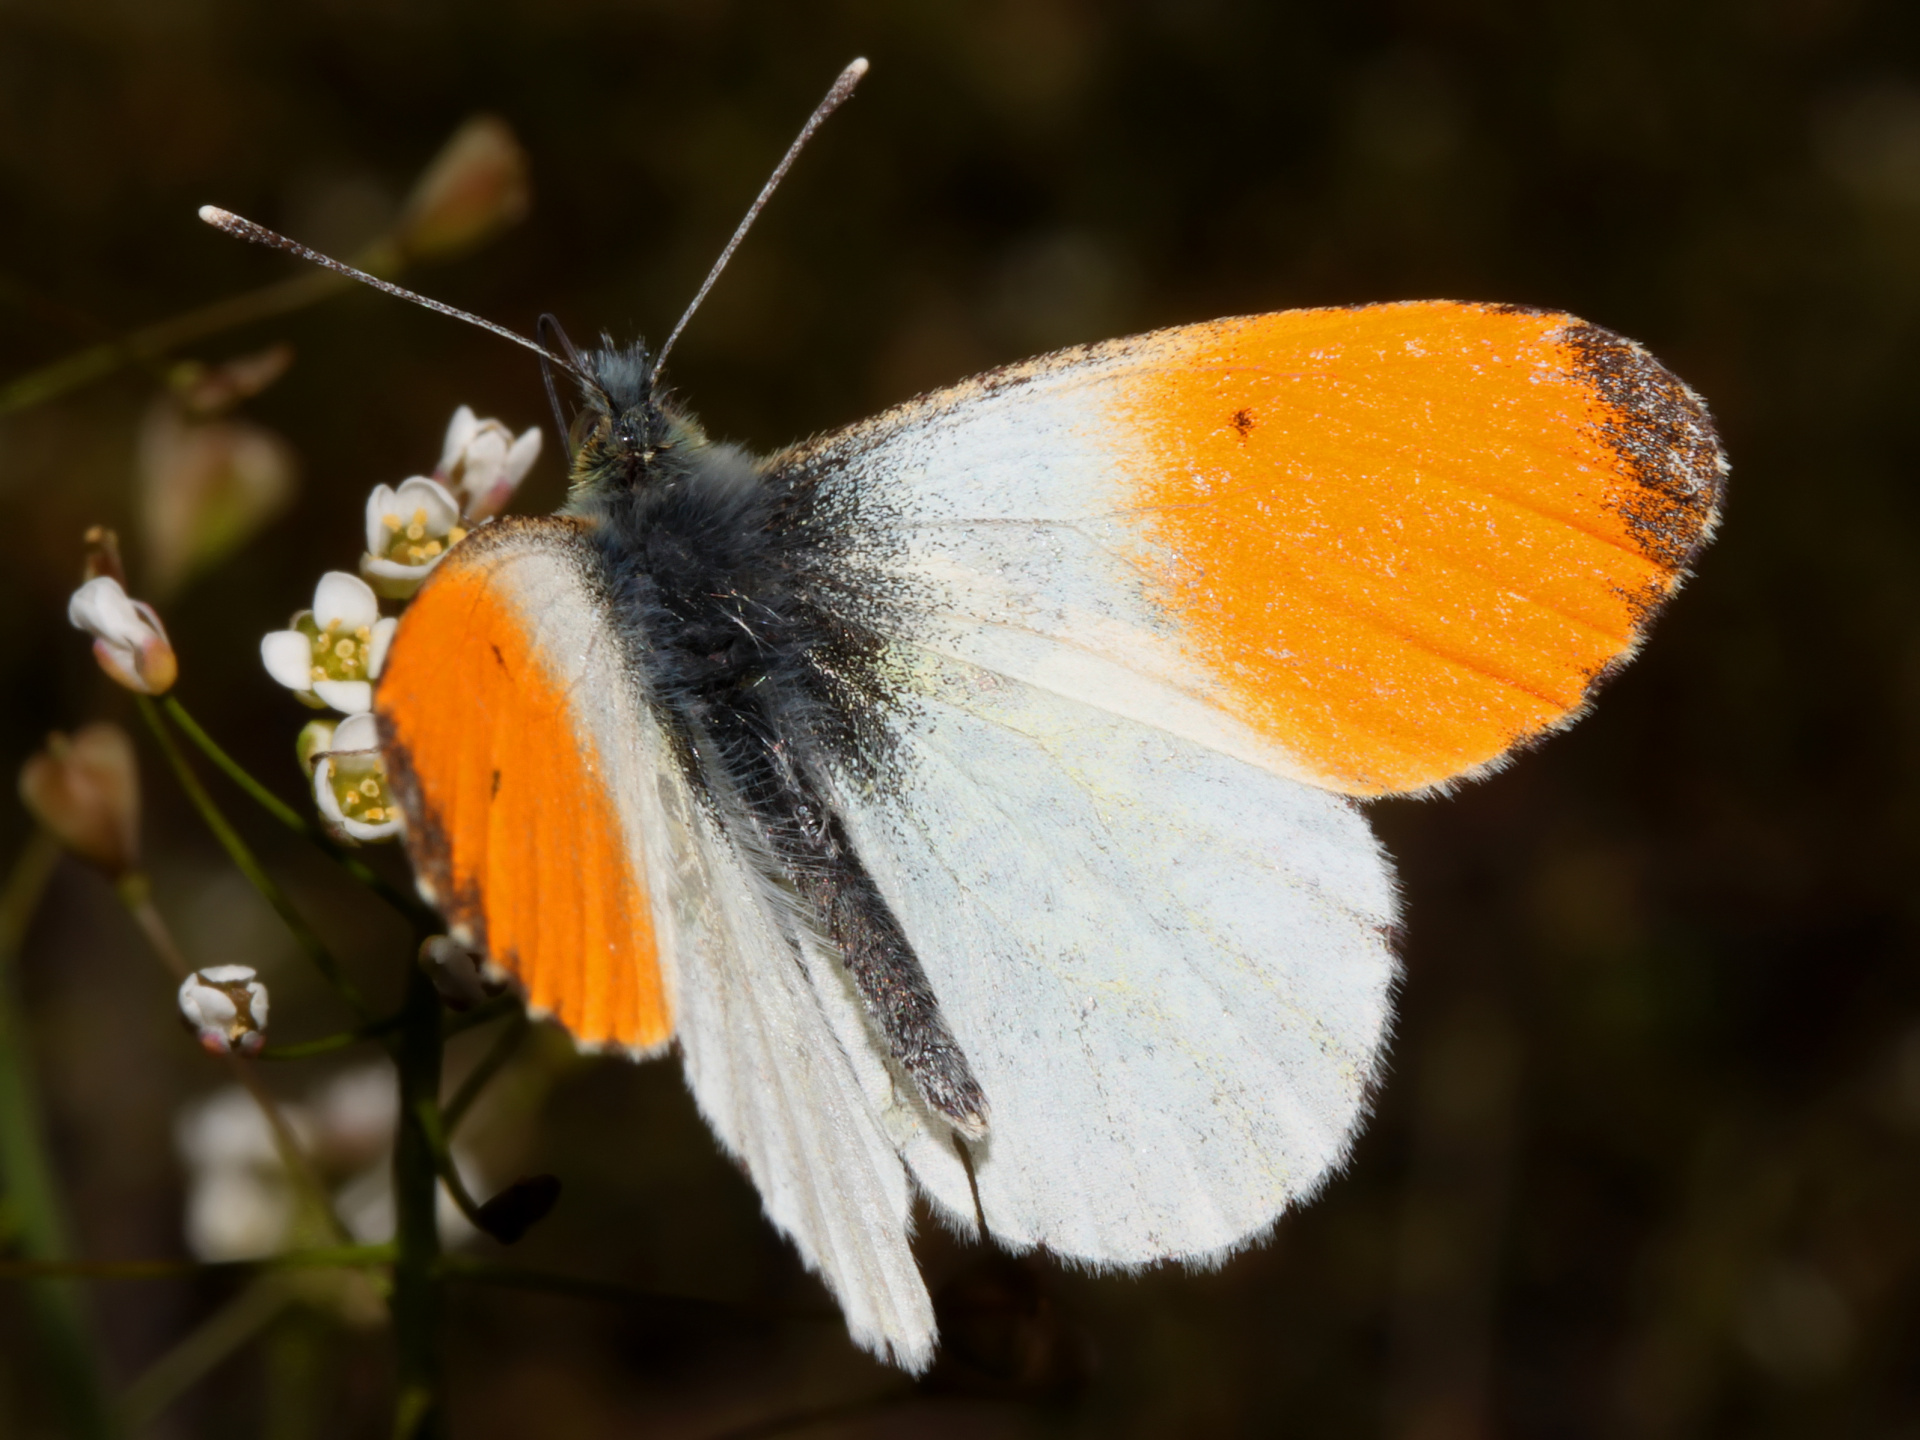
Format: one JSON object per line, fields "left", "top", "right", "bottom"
{"left": 205, "top": 59, "right": 1723, "bottom": 1370}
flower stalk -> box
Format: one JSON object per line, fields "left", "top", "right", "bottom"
{"left": 0, "top": 114, "right": 529, "bottom": 418}
{"left": 135, "top": 696, "right": 370, "bottom": 1016}
{"left": 388, "top": 965, "right": 449, "bottom": 1439}
{"left": 0, "top": 832, "right": 116, "bottom": 1440}
{"left": 161, "top": 696, "right": 438, "bottom": 930}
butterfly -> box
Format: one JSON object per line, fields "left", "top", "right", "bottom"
{"left": 207, "top": 62, "right": 1725, "bottom": 1371}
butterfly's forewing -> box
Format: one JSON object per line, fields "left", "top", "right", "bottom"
{"left": 376, "top": 519, "right": 936, "bottom": 1368}
{"left": 769, "top": 299, "right": 1721, "bottom": 1263}
{"left": 377, "top": 519, "right": 671, "bottom": 1049}
{"left": 784, "top": 300, "right": 1724, "bottom": 798}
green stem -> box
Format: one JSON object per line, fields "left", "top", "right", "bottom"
{"left": 136, "top": 695, "right": 370, "bottom": 1017}
{"left": 161, "top": 696, "right": 440, "bottom": 931}
{"left": 0, "top": 1244, "right": 392, "bottom": 1282}
{"left": 388, "top": 967, "right": 446, "bottom": 1439}
{"left": 442, "top": 1011, "right": 527, "bottom": 1135}
{"left": 116, "top": 1275, "right": 296, "bottom": 1432}
{"left": 256, "top": 1012, "right": 406, "bottom": 1061}
{"left": 0, "top": 833, "right": 116, "bottom": 1439}
{"left": 113, "top": 871, "right": 352, "bottom": 1245}
{"left": 411, "top": 1098, "right": 487, "bottom": 1232}
{"left": 0, "top": 269, "right": 345, "bottom": 415}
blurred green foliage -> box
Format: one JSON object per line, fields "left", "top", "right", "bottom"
{"left": 2, "top": 0, "right": 1919, "bottom": 1435}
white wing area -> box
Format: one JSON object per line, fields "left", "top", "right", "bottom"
{"left": 820, "top": 643, "right": 1399, "bottom": 1264}
{"left": 792, "top": 346, "right": 1343, "bottom": 789}
{"left": 637, "top": 712, "right": 939, "bottom": 1370}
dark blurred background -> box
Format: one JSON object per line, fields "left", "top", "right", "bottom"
{"left": 3, "top": 0, "right": 1919, "bottom": 1435}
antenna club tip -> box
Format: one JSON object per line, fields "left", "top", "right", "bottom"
{"left": 847, "top": 57, "right": 870, "bottom": 77}
{"left": 198, "top": 205, "right": 234, "bottom": 227}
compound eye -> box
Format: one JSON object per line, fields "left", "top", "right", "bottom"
{"left": 568, "top": 408, "right": 608, "bottom": 455}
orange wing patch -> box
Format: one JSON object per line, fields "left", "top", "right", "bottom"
{"left": 376, "top": 522, "right": 671, "bottom": 1052}
{"left": 1118, "top": 301, "right": 1724, "bottom": 796}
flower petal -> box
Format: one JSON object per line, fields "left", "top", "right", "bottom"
{"left": 313, "top": 679, "right": 373, "bottom": 714}
{"left": 361, "top": 553, "right": 432, "bottom": 601}
{"left": 438, "top": 405, "right": 478, "bottom": 473}
{"left": 341, "top": 813, "right": 404, "bottom": 842}
{"left": 364, "top": 483, "right": 403, "bottom": 555}
{"left": 393, "top": 476, "right": 461, "bottom": 533}
{"left": 296, "top": 720, "right": 337, "bottom": 771}
{"left": 332, "top": 711, "right": 380, "bottom": 750}
{"left": 260, "top": 630, "right": 316, "bottom": 692}
{"left": 313, "top": 571, "right": 380, "bottom": 630}
{"left": 69, "top": 575, "right": 144, "bottom": 644}
{"left": 312, "top": 757, "right": 347, "bottom": 824}
{"left": 463, "top": 427, "right": 509, "bottom": 485}
{"left": 366, "top": 617, "right": 399, "bottom": 678}
{"left": 91, "top": 639, "right": 145, "bottom": 692}
{"left": 504, "top": 427, "right": 542, "bottom": 487}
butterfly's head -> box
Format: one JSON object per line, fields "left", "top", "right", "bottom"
{"left": 562, "top": 338, "right": 711, "bottom": 501}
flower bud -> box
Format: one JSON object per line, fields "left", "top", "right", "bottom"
{"left": 434, "top": 406, "right": 541, "bottom": 524}
{"left": 178, "top": 966, "right": 270, "bottom": 1056}
{"left": 392, "top": 115, "right": 530, "bottom": 265}
{"left": 18, "top": 723, "right": 140, "bottom": 877}
{"left": 69, "top": 575, "right": 178, "bottom": 695}
{"left": 140, "top": 391, "right": 298, "bottom": 598}
{"left": 473, "top": 1173, "right": 561, "bottom": 1245}
{"left": 418, "top": 934, "right": 490, "bottom": 1011}
{"left": 167, "top": 343, "right": 294, "bottom": 420}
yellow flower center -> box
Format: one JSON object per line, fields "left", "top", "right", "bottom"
{"left": 381, "top": 506, "right": 458, "bottom": 570}
{"left": 328, "top": 752, "right": 395, "bottom": 832}
{"left": 297, "top": 614, "right": 372, "bottom": 684}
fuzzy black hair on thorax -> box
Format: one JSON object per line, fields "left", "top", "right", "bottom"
{"left": 560, "top": 351, "right": 989, "bottom": 1137}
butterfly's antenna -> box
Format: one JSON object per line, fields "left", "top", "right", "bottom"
{"left": 652, "top": 57, "right": 869, "bottom": 374}
{"left": 197, "top": 206, "right": 582, "bottom": 376}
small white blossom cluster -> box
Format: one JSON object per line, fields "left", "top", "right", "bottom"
{"left": 259, "top": 406, "right": 540, "bottom": 843}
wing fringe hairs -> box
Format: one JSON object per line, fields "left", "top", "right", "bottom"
{"left": 649, "top": 758, "right": 939, "bottom": 1369}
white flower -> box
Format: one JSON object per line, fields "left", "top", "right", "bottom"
{"left": 435, "top": 405, "right": 541, "bottom": 523}
{"left": 260, "top": 572, "right": 397, "bottom": 714}
{"left": 311, "top": 711, "right": 402, "bottom": 843}
{"left": 68, "top": 575, "right": 178, "bottom": 694}
{"left": 310, "top": 1065, "right": 398, "bottom": 1168}
{"left": 175, "top": 1088, "right": 297, "bottom": 1260}
{"left": 173, "top": 1063, "right": 478, "bottom": 1264}
{"left": 177, "top": 965, "right": 269, "bottom": 1056}
{"left": 360, "top": 476, "right": 465, "bottom": 600}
